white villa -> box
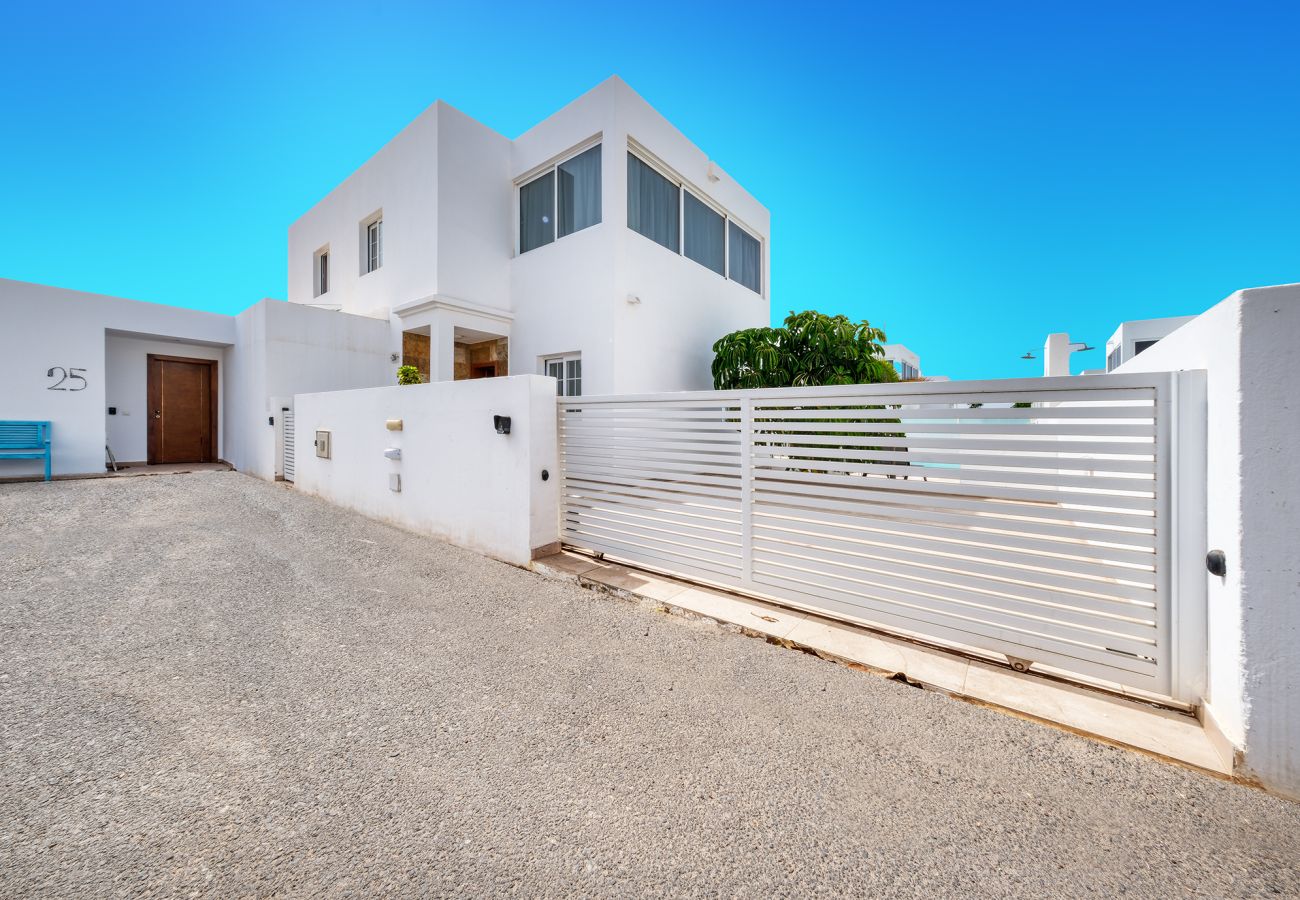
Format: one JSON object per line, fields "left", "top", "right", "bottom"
{"left": 0, "top": 76, "right": 770, "bottom": 481}
{"left": 5, "top": 74, "right": 1298, "bottom": 804}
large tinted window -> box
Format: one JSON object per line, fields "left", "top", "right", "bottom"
{"left": 558, "top": 145, "right": 602, "bottom": 238}
{"left": 683, "top": 191, "right": 724, "bottom": 275}
{"left": 627, "top": 153, "right": 679, "bottom": 252}
{"left": 728, "top": 221, "right": 761, "bottom": 294}
{"left": 519, "top": 171, "right": 555, "bottom": 253}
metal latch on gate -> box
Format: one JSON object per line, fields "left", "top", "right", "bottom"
{"left": 1006, "top": 655, "right": 1034, "bottom": 674}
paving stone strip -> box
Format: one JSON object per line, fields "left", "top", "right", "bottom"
{"left": 2, "top": 472, "right": 1298, "bottom": 898}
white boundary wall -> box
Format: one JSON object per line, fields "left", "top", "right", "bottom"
{"left": 291, "top": 375, "right": 559, "bottom": 566}
{"left": 1117, "top": 283, "right": 1300, "bottom": 798}
{"left": 0, "top": 279, "right": 234, "bottom": 477}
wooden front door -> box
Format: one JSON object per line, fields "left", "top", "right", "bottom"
{"left": 147, "top": 355, "right": 217, "bottom": 464}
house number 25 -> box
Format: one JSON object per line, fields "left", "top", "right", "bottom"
{"left": 47, "top": 366, "right": 88, "bottom": 391}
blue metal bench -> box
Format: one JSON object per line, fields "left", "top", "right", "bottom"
{"left": 0, "top": 421, "right": 52, "bottom": 481}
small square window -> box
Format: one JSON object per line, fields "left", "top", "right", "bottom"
{"left": 543, "top": 353, "right": 582, "bottom": 397}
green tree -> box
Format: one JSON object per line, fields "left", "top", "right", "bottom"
{"left": 396, "top": 365, "right": 423, "bottom": 385}
{"left": 711, "top": 310, "right": 899, "bottom": 390}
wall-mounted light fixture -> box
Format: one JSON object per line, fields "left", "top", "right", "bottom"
{"left": 626, "top": 294, "right": 641, "bottom": 305}
{"left": 390, "top": 352, "right": 400, "bottom": 363}
{"left": 494, "top": 415, "right": 511, "bottom": 435}
{"left": 1206, "top": 549, "right": 1227, "bottom": 577}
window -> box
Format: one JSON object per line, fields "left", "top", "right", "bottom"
{"left": 520, "top": 144, "right": 602, "bottom": 254}
{"left": 558, "top": 145, "right": 602, "bottom": 237}
{"left": 728, "top": 221, "right": 761, "bottom": 294}
{"left": 362, "top": 214, "right": 383, "bottom": 274}
{"left": 891, "top": 359, "right": 918, "bottom": 381}
{"left": 626, "top": 148, "right": 763, "bottom": 295}
{"left": 683, "top": 191, "right": 724, "bottom": 275}
{"left": 544, "top": 353, "right": 582, "bottom": 397}
{"left": 519, "top": 171, "right": 554, "bottom": 253}
{"left": 314, "top": 247, "right": 330, "bottom": 297}
{"left": 1107, "top": 347, "right": 1122, "bottom": 372}
{"left": 627, "top": 153, "right": 679, "bottom": 252}
{"left": 1133, "top": 339, "right": 1158, "bottom": 356}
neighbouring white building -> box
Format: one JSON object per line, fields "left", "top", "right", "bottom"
{"left": 880, "top": 344, "right": 922, "bottom": 381}
{"left": 0, "top": 76, "right": 770, "bottom": 480}
{"left": 1040, "top": 314, "right": 1196, "bottom": 377}
{"left": 1104, "top": 315, "right": 1197, "bottom": 372}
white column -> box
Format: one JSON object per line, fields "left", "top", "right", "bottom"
{"left": 1043, "top": 332, "right": 1072, "bottom": 378}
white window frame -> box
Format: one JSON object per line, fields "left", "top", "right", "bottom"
{"left": 360, "top": 211, "right": 383, "bottom": 275}
{"left": 626, "top": 140, "right": 764, "bottom": 297}
{"left": 542, "top": 352, "right": 582, "bottom": 397}
{"left": 515, "top": 137, "right": 603, "bottom": 256}
{"left": 313, "top": 245, "right": 330, "bottom": 297}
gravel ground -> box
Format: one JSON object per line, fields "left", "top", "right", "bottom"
{"left": 2, "top": 472, "right": 1298, "bottom": 899}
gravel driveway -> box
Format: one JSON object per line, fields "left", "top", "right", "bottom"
{"left": 2, "top": 472, "right": 1298, "bottom": 898}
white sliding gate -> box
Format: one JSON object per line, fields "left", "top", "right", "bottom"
{"left": 559, "top": 373, "right": 1206, "bottom": 702}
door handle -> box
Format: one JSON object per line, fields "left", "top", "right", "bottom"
{"left": 154, "top": 409, "right": 161, "bottom": 419}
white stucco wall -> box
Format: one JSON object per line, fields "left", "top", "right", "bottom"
{"left": 1118, "top": 283, "right": 1299, "bottom": 799}
{"left": 0, "top": 279, "right": 234, "bottom": 477}
{"left": 510, "top": 77, "right": 770, "bottom": 394}
{"left": 104, "top": 334, "right": 226, "bottom": 463}
{"left": 434, "top": 103, "right": 512, "bottom": 312}
{"left": 226, "top": 300, "right": 393, "bottom": 480}
{"left": 287, "top": 104, "right": 440, "bottom": 320}
{"left": 291, "top": 375, "right": 559, "bottom": 566}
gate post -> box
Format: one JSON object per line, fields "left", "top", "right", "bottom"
{"left": 1168, "top": 369, "right": 1208, "bottom": 705}
{"left": 740, "top": 395, "right": 754, "bottom": 589}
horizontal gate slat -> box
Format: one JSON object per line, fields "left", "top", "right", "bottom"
{"left": 754, "top": 434, "right": 1159, "bottom": 463}
{"left": 752, "top": 481, "right": 1152, "bottom": 531}
{"left": 751, "top": 444, "right": 1157, "bottom": 474}
{"left": 753, "top": 467, "right": 1157, "bottom": 513}
{"left": 568, "top": 516, "right": 743, "bottom": 563}
{"left": 754, "top": 422, "right": 1155, "bottom": 438}
{"left": 564, "top": 476, "right": 743, "bottom": 510}
{"left": 748, "top": 562, "right": 1160, "bottom": 665}
{"left": 564, "top": 526, "right": 743, "bottom": 577}
{"left": 566, "top": 506, "right": 742, "bottom": 548}
{"left": 749, "top": 536, "right": 1155, "bottom": 629}
{"left": 566, "top": 473, "right": 743, "bottom": 502}
{"left": 748, "top": 569, "right": 1161, "bottom": 683}
{"left": 751, "top": 405, "right": 1156, "bottom": 421}
{"left": 751, "top": 496, "right": 1157, "bottom": 550}
{"left": 564, "top": 492, "right": 741, "bottom": 526}
{"left": 562, "top": 427, "right": 744, "bottom": 443}
{"left": 565, "top": 463, "right": 742, "bottom": 489}
{"left": 749, "top": 518, "right": 1157, "bottom": 595}
{"left": 752, "top": 458, "right": 1154, "bottom": 494}
{"left": 566, "top": 442, "right": 743, "bottom": 460}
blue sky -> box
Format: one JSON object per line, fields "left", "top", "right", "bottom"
{"left": 1, "top": 1, "right": 1295, "bottom": 380}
